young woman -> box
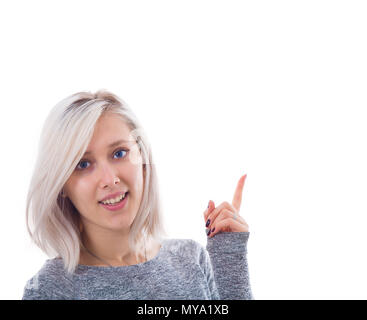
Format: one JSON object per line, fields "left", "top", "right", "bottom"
{"left": 22, "top": 90, "right": 253, "bottom": 300}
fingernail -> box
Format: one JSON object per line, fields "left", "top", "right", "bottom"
{"left": 211, "top": 227, "right": 215, "bottom": 233}
{"left": 207, "top": 229, "right": 211, "bottom": 236}
{"left": 207, "top": 200, "right": 210, "bottom": 208}
{"left": 206, "top": 219, "right": 210, "bottom": 227}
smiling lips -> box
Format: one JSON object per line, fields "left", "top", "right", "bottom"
{"left": 99, "top": 192, "right": 129, "bottom": 211}
{"left": 99, "top": 192, "right": 128, "bottom": 205}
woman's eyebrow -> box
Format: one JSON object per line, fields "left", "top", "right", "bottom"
{"left": 84, "top": 139, "right": 131, "bottom": 155}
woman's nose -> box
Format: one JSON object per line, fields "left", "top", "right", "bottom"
{"left": 97, "top": 163, "right": 119, "bottom": 186}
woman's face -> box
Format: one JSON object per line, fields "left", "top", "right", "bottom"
{"left": 63, "top": 113, "right": 145, "bottom": 233}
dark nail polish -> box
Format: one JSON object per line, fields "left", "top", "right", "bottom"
{"left": 206, "top": 219, "right": 210, "bottom": 227}
{"left": 207, "top": 229, "right": 211, "bottom": 236}
{"left": 211, "top": 227, "right": 215, "bottom": 233}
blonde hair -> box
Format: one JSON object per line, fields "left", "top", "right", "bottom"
{"left": 25, "top": 90, "right": 168, "bottom": 274}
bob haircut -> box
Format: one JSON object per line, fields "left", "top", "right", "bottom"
{"left": 26, "top": 90, "right": 168, "bottom": 275}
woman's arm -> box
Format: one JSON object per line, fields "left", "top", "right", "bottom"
{"left": 202, "top": 174, "right": 254, "bottom": 299}
{"left": 206, "top": 231, "right": 253, "bottom": 300}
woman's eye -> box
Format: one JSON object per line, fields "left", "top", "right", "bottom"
{"left": 114, "top": 149, "right": 128, "bottom": 159}
{"left": 76, "top": 160, "right": 90, "bottom": 170}
{"left": 76, "top": 149, "right": 129, "bottom": 171}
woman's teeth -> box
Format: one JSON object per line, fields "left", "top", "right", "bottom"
{"left": 100, "top": 192, "right": 127, "bottom": 205}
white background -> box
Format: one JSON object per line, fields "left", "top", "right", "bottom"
{"left": 0, "top": 0, "right": 366, "bottom": 300}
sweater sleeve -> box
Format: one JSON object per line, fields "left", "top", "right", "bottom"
{"left": 197, "top": 243, "right": 221, "bottom": 300}
{"left": 206, "top": 231, "right": 254, "bottom": 300}
{"left": 22, "top": 261, "right": 74, "bottom": 300}
{"left": 22, "top": 279, "right": 74, "bottom": 300}
{"left": 22, "top": 286, "right": 53, "bottom": 300}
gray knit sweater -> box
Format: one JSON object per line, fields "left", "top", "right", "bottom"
{"left": 22, "top": 232, "right": 253, "bottom": 300}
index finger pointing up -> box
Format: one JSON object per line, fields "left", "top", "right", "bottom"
{"left": 232, "top": 174, "right": 247, "bottom": 212}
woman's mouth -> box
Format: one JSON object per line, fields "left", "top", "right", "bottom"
{"left": 98, "top": 192, "right": 129, "bottom": 211}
